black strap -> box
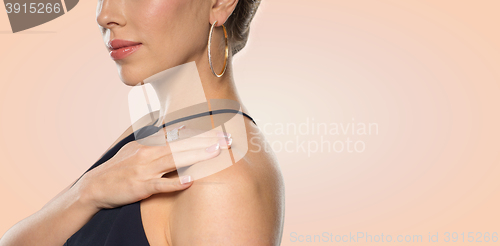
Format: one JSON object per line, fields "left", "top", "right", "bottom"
{"left": 210, "top": 109, "right": 257, "bottom": 126}
{"left": 157, "top": 109, "right": 257, "bottom": 128}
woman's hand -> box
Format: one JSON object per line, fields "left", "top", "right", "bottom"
{"left": 74, "top": 126, "right": 232, "bottom": 210}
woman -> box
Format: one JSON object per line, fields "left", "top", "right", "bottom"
{"left": 0, "top": 0, "right": 284, "bottom": 245}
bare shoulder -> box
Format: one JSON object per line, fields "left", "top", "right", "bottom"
{"left": 169, "top": 122, "right": 285, "bottom": 246}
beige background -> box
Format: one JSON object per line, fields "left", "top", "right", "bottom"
{"left": 1, "top": 0, "right": 499, "bottom": 245}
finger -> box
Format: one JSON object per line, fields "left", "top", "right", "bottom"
{"left": 146, "top": 135, "right": 230, "bottom": 161}
{"left": 168, "top": 135, "right": 233, "bottom": 153}
{"left": 174, "top": 127, "right": 231, "bottom": 139}
{"left": 136, "top": 127, "right": 231, "bottom": 160}
{"left": 146, "top": 176, "right": 193, "bottom": 194}
{"left": 150, "top": 142, "right": 222, "bottom": 174}
{"left": 138, "top": 125, "right": 230, "bottom": 147}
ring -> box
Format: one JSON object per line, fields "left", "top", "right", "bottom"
{"left": 165, "top": 125, "right": 184, "bottom": 142}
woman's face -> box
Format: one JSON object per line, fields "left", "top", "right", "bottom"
{"left": 96, "top": 0, "right": 211, "bottom": 86}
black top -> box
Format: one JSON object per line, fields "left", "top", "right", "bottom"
{"left": 64, "top": 111, "right": 256, "bottom": 246}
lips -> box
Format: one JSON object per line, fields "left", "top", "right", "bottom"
{"left": 107, "top": 39, "right": 142, "bottom": 60}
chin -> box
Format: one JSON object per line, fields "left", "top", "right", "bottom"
{"left": 117, "top": 66, "right": 148, "bottom": 87}
{"left": 120, "top": 78, "right": 142, "bottom": 87}
{"left": 119, "top": 75, "right": 144, "bottom": 87}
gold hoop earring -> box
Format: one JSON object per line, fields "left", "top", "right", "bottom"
{"left": 207, "top": 20, "right": 228, "bottom": 78}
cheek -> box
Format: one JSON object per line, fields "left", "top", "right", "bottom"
{"left": 133, "top": 0, "right": 200, "bottom": 56}
{"left": 133, "top": 0, "right": 177, "bottom": 33}
{"left": 136, "top": 0, "right": 207, "bottom": 52}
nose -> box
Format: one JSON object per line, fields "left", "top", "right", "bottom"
{"left": 96, "top": 0, "right": 126, "bottom": 30}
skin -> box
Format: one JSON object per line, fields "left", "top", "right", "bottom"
{"left": 0, "top": 0, "right": 284, "bottom": 245}
{"left": 95, "top": 0, "right": 285, "bottom": 245}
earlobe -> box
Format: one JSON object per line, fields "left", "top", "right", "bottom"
{"left": 209, "top": 0, "right": 239, "bottom": 25}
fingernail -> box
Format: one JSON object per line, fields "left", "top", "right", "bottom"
{"left": 177, "top": 125, "right": 186, "bottom": 130}
{"left": 218, "top": 137, "right": 232, "bottom": 148}
{"left": 216, "top": 131, "right": 231, "bottom": 138}
{"left": 206, "top": 142, "right": 220, "bottom": 153}
{"left": 180, "top": 175, "right": 192, "bottom": 184}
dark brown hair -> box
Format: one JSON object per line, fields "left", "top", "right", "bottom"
{"left": 225, "top": 0, "right": 262, "bottom": 55}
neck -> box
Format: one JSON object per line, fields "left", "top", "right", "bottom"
{"left": 144, "top": 51, "right": 245, "bottom": 125}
